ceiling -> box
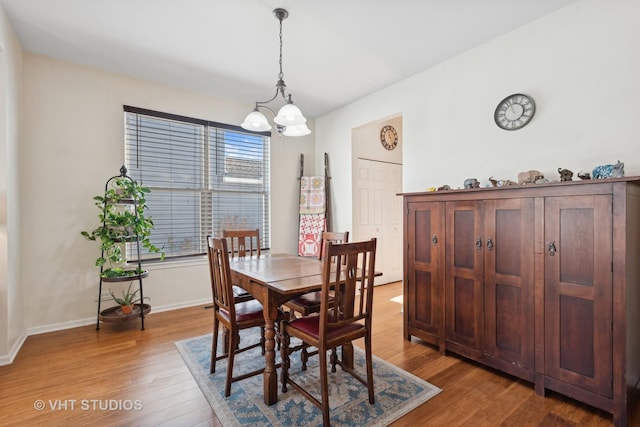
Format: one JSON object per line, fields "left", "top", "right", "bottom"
{"left": 0, "top": 0, "right": 579, "bottom": 119}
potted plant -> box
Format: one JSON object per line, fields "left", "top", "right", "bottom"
{"left": 109, "top": 283, "right": 148, "bottom": 314}
{"left": 81, "top": 168, "right": 164, "bottom": 278}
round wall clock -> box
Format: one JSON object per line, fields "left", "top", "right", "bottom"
{"left": 494, "top": 93, "right": 536, "bottom": 130}
{"left": 380, "top": 125, "right": 398, "bottom": 150}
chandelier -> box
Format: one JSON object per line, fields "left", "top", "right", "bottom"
{"left": 241, "top": 8, "right": 311, "bottom": 137}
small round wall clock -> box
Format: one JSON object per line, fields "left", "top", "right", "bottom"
{"left": 494, "top": 93, "right": 536, "bottom": 130}
{"left": 380, "top": 125, "right": 398, "bottom": 150}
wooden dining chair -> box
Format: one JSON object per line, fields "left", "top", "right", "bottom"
{"left": 222, "top": 229, "right": 261, "bottom": 303}
{"left": 222, "top": 228, "right": 261, "bottom": 258}
{"left": 207, "top": 236, "right": 285, "bottom": 397}
{"left": 284, "top": 231, "right": 349, "bottom": 317}
{"left": 279, "top": 238, "right": 377, "bottom": 426}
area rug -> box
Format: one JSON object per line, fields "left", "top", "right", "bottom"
{"left": 175, "top": 329, "right": 441, "bottom": 427}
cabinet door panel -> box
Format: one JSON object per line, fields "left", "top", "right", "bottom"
{"left": 484, "top": 198, "right": 535, "bottom": 369}
{"left": 544, "top": 195, "right": 612, "bottom": 397}
{"left": 494, "top": 284, "right": 522, "bottom": 353}
{"left": 453, "top": 276, "right": 479, "bottom": 338}
{"left": 405, "top": 201, "right": 444, "bottom": 342}
{"left": 445, "top": 201, "right": 483, "bottom": 351}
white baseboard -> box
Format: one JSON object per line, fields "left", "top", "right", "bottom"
{"left": 27, "top": 317, "right": 96, "bottom": 336}
{"left": 0, "top": 298, "right": 211, "bottom": 365}
{"left": 0, "top": 329, "right": 28, "bottom": 366}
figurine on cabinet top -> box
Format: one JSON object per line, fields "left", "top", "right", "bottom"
{"left": 592, "top": 160, "right": 624, "bottom": 179}
{"left": 558, "top": 168, "right": 574, "bottom": 182}
{"left": 488, "top": 176, "right": 517, "bottom": 187}
{"left": 463, "top": 178, "right": 480, "bottom": 189}
{"left": 577, "top": 171, "right": 591, "bottom": 180}
{"left": 517, "top": 170, "right": 544, "bottom": 185}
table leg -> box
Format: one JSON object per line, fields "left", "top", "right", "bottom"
{"left": 262, "top": 297, "right": 279, "bottom": 405}
{"left": 339, "top": 282, "right": 355, "bottom": 369}
{"left": 341, "top": 343, "right": 354, "bottom": 369}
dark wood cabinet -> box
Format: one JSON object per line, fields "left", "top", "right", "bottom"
{"left": 402, "top": 178, "right": 640, "bottom": 426}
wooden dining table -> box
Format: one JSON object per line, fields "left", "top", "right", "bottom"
{"left": 229, "top": 253, "right": 355, "bottom": 406}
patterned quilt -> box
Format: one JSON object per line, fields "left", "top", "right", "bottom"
{"left": 298, "top": 176, "right": 327, "bottom": 257}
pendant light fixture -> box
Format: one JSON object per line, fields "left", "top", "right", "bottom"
{"left": 241, "top": 8, "right": 311, "bottom": 137}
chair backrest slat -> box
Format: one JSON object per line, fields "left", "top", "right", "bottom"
{"left": 207, "top": 236, "right": 235, "bottom": 317}
{"left": 319, "top": 230, "right": 349, "bottom": 262}
{"left": 222, "top": 229, "right": 261, "bottom": 259}
{"left": 320, "top": 238, "right": 377, "bottom": 334}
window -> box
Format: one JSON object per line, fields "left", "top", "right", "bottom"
{"left": 124, "top": 106, "right": 270, "bottom": 261}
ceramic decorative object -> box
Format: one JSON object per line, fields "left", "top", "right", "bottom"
{"left": 592, "top": 160, "right": 624, "bottom": 179}
{"left": 517, "top": 170, "right": 544, "bottom": 185}
{"left": 578, "top": 171, "right": 591, "bottom": 180}
{"left": 463, "top": 178, "right": 479, "bottom": 189}
{"left": 558, "top": 168, "right": 574, "bottom": 182}
{"left": 489, "top": 177, "right": 517, "bottom": 187}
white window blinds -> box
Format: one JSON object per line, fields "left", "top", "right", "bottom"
{"left": 124, "top": 106, "right": 270, "bottom": 261}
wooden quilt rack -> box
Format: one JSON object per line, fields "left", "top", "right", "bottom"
{"left": 297, "top": 153, "right": 331, "bottom": 256}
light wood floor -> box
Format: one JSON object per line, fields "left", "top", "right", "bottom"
{"left": 1, "top": 281, "right": 636, "bottom": 426}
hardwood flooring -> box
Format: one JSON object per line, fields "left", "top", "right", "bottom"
{"left": 0, "top": 281, "right": 636, "bottom": 426}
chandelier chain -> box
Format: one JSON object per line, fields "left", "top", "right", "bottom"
{"left": 278, "top": 14, "right": 284, "bottom": 81}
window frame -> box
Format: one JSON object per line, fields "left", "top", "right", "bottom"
{"left": 123, "top": 105, "right": 271, "bottom": 262}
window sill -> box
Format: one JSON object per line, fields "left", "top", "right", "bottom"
{"left": 141, "top": 255, "right": 208, "bottom": 272}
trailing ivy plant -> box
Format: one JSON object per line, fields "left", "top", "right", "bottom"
{"left": 81, "top": 173, "right": 164, "bottom": 278}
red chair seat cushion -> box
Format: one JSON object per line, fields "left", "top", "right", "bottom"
{"left": 288, "top": 315, "right": 363, "bottom": 340}
{"left": 221, "top": 299, "right": 264, "bottom": 322}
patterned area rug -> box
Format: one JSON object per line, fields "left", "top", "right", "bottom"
{"left": 175, "top": 329, "right": 441, "bottom": 427}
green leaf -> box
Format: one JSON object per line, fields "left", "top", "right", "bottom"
{"left": 82, "top": 174, "right": 165, "bottom": 270}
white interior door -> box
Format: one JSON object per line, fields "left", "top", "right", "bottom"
{"left": 353, "top": 158, "right": 403, "bottom": 284}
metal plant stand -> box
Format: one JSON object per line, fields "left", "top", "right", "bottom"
{"left": 96, "top": 165, "right": 149, "bottom": 330}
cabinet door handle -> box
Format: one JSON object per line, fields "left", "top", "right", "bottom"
{"left": 486, "top": 237, "right": 493, "bottom": 251}
{"left": 475, "top": 237, "right": 483, "bottom": 249}
{"left": 547, "top": 241, "right": 557, "bottom": 256}
{"left": 432, "top": 234, "right": 438, "bottom": 245}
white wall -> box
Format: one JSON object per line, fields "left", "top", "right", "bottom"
{"left": 18, "top": 54, "right": 313, "bottom": 334}
{"left": 316, "top": 0, "right": 640, "bottom": 233}
{"left": 0, "top": 5, "right": 25, "bottom": 364}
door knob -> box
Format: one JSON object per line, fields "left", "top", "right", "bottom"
{"left": 486, "top": 237, "right": 493, "bottom": 251}
{"left": 475, "top": 237, "right": 483, "bottom": 249}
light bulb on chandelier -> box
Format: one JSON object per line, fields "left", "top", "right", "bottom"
{"left": 240, "top": 8, "right": 310, "bottom": 137}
